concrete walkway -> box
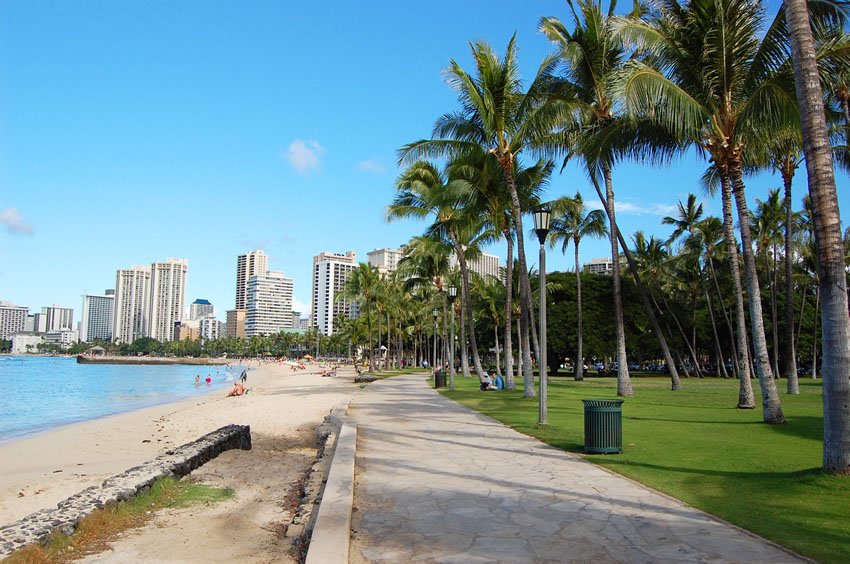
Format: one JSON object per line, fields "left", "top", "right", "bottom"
{"left": 348, "top": 374, "right": 801, "bottom": 563}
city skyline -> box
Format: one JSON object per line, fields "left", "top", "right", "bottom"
{"left": 1, "top": 0, "right": 847, "bottom": 325}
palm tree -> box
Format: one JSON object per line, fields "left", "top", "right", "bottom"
{"left": 400, "top": 37, "right": 569, "bottom": 398}
{"left": 388, "top": 160, "right": 489, "bottom": 381}
{"left": 339, "top": 263, "right": 381, "bottom": 373}
{"left": 549, "top": 192, "right": 607, "bottom": 380}
{"left": 541, "top": 0, "right": 635, "bottom": 397}
{"left": 751, "top": 189, "right": 785, "bottom": 380}
{"left": 784, "top": 0, "right": 850, "bottom": 471}
{"left": 618, "top": 0, "right": 790, "bottom": 421}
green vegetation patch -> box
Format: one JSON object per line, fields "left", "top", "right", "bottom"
{"left": 5, "top": 477, "right": 234, "bottom": 564}
{"left": 443, "top": 376, "right": 849, "bottom": 563}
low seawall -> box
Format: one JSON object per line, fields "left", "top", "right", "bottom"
{"left": 77, "top": 355, "right": 232, "bottom": 366}
{"left": 0, "top": 424, "right": 251, "bottom": 558}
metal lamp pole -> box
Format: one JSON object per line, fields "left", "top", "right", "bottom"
{"left": 432, "top": 307, "right": 439, "bottom": 378}
{"left": 448, "top": 285, "right": 457, "bottom": 390}
{"left": 534, "top": 204, "right": 552, "bottom": 425}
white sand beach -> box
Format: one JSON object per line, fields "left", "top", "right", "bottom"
{"left": 0, "top": 361, "right": 360, "bottom": 533}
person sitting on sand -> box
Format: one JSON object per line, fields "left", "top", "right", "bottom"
{"left": 226, "top": 383, "right": 246, "bottom": 397}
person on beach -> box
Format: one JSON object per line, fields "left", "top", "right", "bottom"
{"left": 240, "top": 370, "right": 247, "bottom": 383}
{"left": 226, "top": 383, "right": 245, "bottom": 397}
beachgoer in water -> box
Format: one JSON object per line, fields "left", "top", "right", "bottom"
{"left": 205, "top": 376, "right": 212, "bottom": 385}
{"left": 195, "top": 375, "right": 200, "bottom": 385}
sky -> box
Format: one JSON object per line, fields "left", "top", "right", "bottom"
{"left": 1, "top": 0, "right": 847, "bottom": 322}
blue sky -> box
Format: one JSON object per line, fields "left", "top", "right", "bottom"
{"left": 1, "top": 0, "right": 847, "bottom": 322}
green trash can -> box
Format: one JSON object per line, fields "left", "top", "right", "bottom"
{"left": 434, "top": 370, "right": 447, "bottom": 388}
{"left": 582, "top": 399, "right": 624, "bottom": 454}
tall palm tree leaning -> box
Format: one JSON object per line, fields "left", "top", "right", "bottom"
{"left": 617, "top": 0, "right": 793, "bottom": 420}
{"left": 549, "top": 192, "right": 607, "bottom": 380}
{"left": 400, "top": 36, "right": 570, "bottom": 398}
{"left": 540, "top": 0, "right": 634, "bottom": 396}
{"left": 784, "top": 0, "right": 850, "bottom": 473}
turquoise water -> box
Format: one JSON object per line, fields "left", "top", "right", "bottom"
{"left": 0, "top": 356, "right": 248, "bottom": 442}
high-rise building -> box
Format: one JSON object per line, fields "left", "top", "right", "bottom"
{"left": 148, "top": 258, "right": 188, "bottom": 342}
{"left": 80, "top": 291, "right": 115, "bottom": 342}
{"left": 198, "top": 317, "right": 223, "bottom": 340}
{"left": 0, "top": 301, "right": 28, "bottom": 340}
{"left": 583, "top": 256, "right": 625, "bottom": 275}
{"left": 246, "top": 271, "right": 293, "bottom": 336}
{"left": 311, "top": 251, "right": 356, "bottom": 336}
{"left": 225, "top": 309, "right": 246, "bottom": 338}
{"left": 450, "top": 251, "right": 502, "bottom": 280}
{"left": 113, "top": 265, "right": 151, "bottom": 344}
{"left": 31, "top": 305, "right": 74, "bottom": 333}
{"left": 235, "top": 250, "right": 268, "bottom": 310}
{"left": 189, "top": 299, "right": 214, "bottom": 320}
{"left": 367, "top": 247, "right": 404, "bottom": 276}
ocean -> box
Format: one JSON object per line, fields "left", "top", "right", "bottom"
{"left": 0, "top": 356, "right": 248, "bottom": 443}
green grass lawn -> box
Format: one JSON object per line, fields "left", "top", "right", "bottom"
{"left": 442, "top": 375, "right": 849, "bottom": 563}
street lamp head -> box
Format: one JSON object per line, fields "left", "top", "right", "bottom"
{"left": 433, "top": 307, "right": 439, "bottom": 319}
{"left": 533, "top": 203, "right": 552, "bottom": 245}
{"left": 448, "top": 284, "right": 457, "bottom": 303}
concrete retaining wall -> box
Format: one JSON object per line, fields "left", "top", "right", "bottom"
{"left": 0, "top": 424, "right": 251, "bottom": 558}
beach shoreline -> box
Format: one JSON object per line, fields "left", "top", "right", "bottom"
{"left": 0, "top": 360, "right": 360, "bottom": 527}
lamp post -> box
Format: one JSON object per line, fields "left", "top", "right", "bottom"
{"left": 448, "top": 284, "right": 458, "bottom": 390}
{"left": 533, "top": 204, "right": 552, "bottom": 425}
{"left": 433, "top": 307, "right": 439, "bottom": 377}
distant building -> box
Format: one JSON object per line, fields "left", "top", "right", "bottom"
{"left": 148, "top": 258, "right": 188, "bottom": 342}
{"left": 80, "top": 291, "right": 115, "bottom": 342}
{"left": 235, "top": 250, "right": 268, "bottom": 310}
{"left": 299, "top": 315, "right": 312, "bottom": 331}
{"left": 226, "top": 309, "right": 246, "bottom": 339}
{"left": 11, "top": 332, "right": 43, "bottom": 354}
{"left": 189, "top": 299, "right": 214, "bottom": 320}
{"left": 246, "top": 271, "right": 293, "bottom": 337}
{"left": 175, "top": 319, "right": 200, "bottom": 341}
{"left": 367, "top": 247, "right": 404, "bottom": 276}
{"left": 40, "top": 305, "right": 74, "bottom": 332}
{"left": 198, "top": 317, "right": 223, "bottom": 340}
{"left": 44, "top": 329, "right": 79, "bottom": 350}
{"left": 311, "top": 251, "right": 357, "bottom": 336}
{"left": 582, "top": 256, "right": 626, "bottom": 275}
{"left": 113, "top": 265, "right": 151, "bottom": 344}
{"left": 450, "top": 251, "right": 502, "bottom": 280}
{"left": 24, "top": 314, "right": 35, "bottom": 332}
{"left": 0, "top": 301, "right": 28, "bottom": 340}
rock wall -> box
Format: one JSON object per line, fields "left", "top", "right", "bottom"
{"left": 0, "top": 424, "right": 251, "bottom": 558}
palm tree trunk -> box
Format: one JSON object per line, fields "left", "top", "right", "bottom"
{"left": 770, "top": 243, "right": 780, "bottom": 379}
{"left": 503, "top": 228, "right": 516, "bottom": 390}
{"left": 660, "top": 291, "right": 703, "bottom": 378}
{"left": 494, "top": 325, "right": 501, "bottom": 377}
{"left": 459, "top": 279, "right": 471, "bottom": 377}
{"left": 574, "top": 240, "right": 585, "bottom": 381}
{"left": 453, "top": 240, "right": 486, "bottom": 379}
{"left": 501, "top": 160, "right": 535, "bottom": 397}
{"left": 377, "top": 309, "right": 383, "bottom": 372}
{"left": 707, "top": 257, "right": 739, "bottom": 378}
{"left": 442, "top": 295, "right": 449, "bottom": 373}
{"left": 600, "top": 165, "right": 632, "bottom": 396}
{"left": 607, "top": 203, "right": 681, "bottom": 389}
{"left": 721, "top": 173, "right": 755, "bottom": 409}
{"left": 704, "top": 287, "right": 727, "bottom": 377}
{"left": 729, "top": 163, "right": 785, "bottom": 424}
{"left": 786, "top": 0, "right": 850, "bottom": 470}
{"left": 783, "top": 170, "right": 800, "bottom": 393}
{"left": 813, "top": 285, "right": 820, "bottom": 380}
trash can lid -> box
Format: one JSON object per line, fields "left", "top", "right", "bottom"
{"left": 581, "top": 398, "right": 625, "bottom": 407}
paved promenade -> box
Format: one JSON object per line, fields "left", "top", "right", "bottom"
{"left": 348, "top": 374, "right": 801, "bottom": 563}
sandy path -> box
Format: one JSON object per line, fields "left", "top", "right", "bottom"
{"left": 0, "top": 361, "right": 360, "bottom": 537}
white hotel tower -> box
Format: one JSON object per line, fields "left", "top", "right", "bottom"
{"left": 113, "top": 266, "right": 151, "bottom": 344}
{"left": 245, "top": 271, "right": 293, "bottom": 336}
{"left": 148, "top": 258, "right": 188, "bottom": 342}
{"left": 311, "top": 251, "right": 356, "bottom": 336}
{"left": 80, "top": 290, "right": 114, "bottom": 342}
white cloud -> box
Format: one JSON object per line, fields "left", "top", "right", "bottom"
{"left": 284, "top": 140, "right": 325, "bottom": 174}
{"left": 355, "top": 160, "right": 386, "bottom": 173}
{"left": 587, "top": 200, "right": 677, "bottom": 216}
{"left": 0, "top": 208, "right": 33, "bottom": 235}
{"left": 292, "top": 297, "right": 311, "bottom": 317}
